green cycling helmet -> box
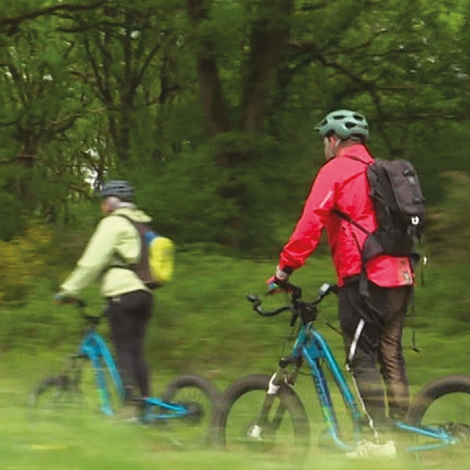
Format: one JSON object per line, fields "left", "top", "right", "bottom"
{"left": 99, "top": 180, "right": 135, "bottom": 202}
{"left": 315, "top": 109, "right": 369, "bottom": 142}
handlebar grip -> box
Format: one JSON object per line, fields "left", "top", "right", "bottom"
{"left": 246, "top": 294, "right": 260, "bottom": 305}
{"left": 246, "top": 294, "right": 262, "bottom": 314}
{"left": 56, "top": 295, "right": 87, "bottom": 307}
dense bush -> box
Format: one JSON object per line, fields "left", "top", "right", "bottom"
{"left": 425, "top": 171, "right": 470, "bottom": 262}
{"left": 130, "top": 132, "right": 312, "bottom": 254}
{"left": 0, "top": 220, "right": 52, "bottom": 302}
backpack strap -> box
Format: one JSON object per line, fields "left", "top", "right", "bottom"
{"left": 330, "top": 207, "right": 370, "bottom": 296}
{"left": 331, "top": 209, "right": 371, "bottom": 236}
{"left": 333, "top": 153, "right": 390, "bottom": 263}
{"left": 102, "top": 215, "right": 136, "bottom": 272}
{"left": 331, "top": 155, "right": 373, "bottom": 297}
{"left": 332, "top": 153, "right": 373, "bottom": 235}
{"left": 105, "top": 214, "right": 147, "bottom": 277}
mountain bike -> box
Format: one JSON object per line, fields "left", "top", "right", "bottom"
{"left": 211, "top": 282, "right": 470, "bottom": 460}
{"left": 28, "top": 299, "right": 220, "bottom": 448}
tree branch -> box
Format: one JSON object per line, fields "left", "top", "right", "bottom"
{"left": 0, "top": 1, "right": 106, "bottom": 35}
{"left": 287, "top": 40, "right": 398, "bottom": 151}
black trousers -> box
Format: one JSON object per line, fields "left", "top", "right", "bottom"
{"left": 339, "top": 281, "right": 412, "bottom": 424}
{"left": 107, "top": 290, "right": 153, "bottom": 399}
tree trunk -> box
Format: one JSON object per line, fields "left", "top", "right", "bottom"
{"left": 186, "top": 0, "right": 230, "bottom": 136}
{"left": 241, "top": 0, "right": 294, "bottom": 132}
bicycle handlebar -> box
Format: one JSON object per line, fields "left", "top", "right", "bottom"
{"left": 75, "top": 299, "right": 87, "bottom": 308}
{"left": 246, "top": 282, "right": 338, "bottom": 326}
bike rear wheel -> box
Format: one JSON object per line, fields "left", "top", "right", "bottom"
{"left": 159, "top": 374, "right": 220, "bottom": 449}
{"left": 406, "top": 374, "right": 470, "bottom": 465}
{"left": 212, "top": 374, "right": 310, "bottom": 461}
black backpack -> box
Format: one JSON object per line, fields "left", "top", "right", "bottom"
{"left": 334, "top": 157, "right": 426, "bottom": 265}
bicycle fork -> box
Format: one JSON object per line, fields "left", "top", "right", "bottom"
{"left": 66, "top": 353, "right": 115, "bottom": 416}
{"left": 248, "top": 356, "right": 303, "bottom": 439}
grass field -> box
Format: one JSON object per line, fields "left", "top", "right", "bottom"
{"left": 3, "top": 335, "right": 470, "bottom": 469}
{"left": 1, "top": 362, "right": 465, "bottom": 470}
{"left": 2, "top": 251, "right": 470, "bottom": 469}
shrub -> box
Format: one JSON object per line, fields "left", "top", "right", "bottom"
{"left": 0, "top": 220, "right": 52, "bottom": 302}
{"left": 426, "top": 171, "right": 470, "bottom": 262}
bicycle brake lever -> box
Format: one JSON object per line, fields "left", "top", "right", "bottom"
{"left": 317, "top": 283, "right": 339, "bottom": 299}
{"left": 330, "top": 284, "right": 339, "bottom": 295}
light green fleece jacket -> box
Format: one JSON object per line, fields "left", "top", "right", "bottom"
{"left": 60, "top": 208, "right": 152, "bottom": 298}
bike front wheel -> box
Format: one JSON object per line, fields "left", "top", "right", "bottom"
{"left": 29, "top": 357, "right": 121, "bottom": 417}
{"left": 159, "top": 374, "right": 220, "bottom": 449}
{"left": 406, "top": 374, "right": 470, "bottom": 464}
{"left": 28, "top": 375, "right": 78, "bottom": 411}
{"left": 212, "top": 374, "right": 310, "bottom": 460}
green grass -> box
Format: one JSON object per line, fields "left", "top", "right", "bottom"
{"left": 3, "top": 249, "right": 470, "bottom": 468}
{"left": 0, "top": 363, "right": 464, "bottom": 470}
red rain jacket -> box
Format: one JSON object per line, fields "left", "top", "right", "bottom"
{"left": 278, "top": 144, "right": 413, "bottom": 287}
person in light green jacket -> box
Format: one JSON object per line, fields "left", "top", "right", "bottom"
{"left": 55, "top": 180, "right": 153, "bottom": 401}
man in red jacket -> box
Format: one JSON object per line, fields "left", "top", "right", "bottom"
{"left": 269, "top": 109, "right": 413, "bottom": 457}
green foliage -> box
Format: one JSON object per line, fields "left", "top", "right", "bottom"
{"left": 0, "top": 242, "right": 468, "bottom": 377}
{"left": 0, "top": 191, "right": 24, "bottom": 240}
{"left": 132, "top": 131, "right": 306, "bottom": 254}
{"left": 0, "top": 220, "right": 52, "bottom": 302}
{"left": 1, "top": 0, "right": 470, "bottom": 321}
{"left": 426, "top": 171, "right": 470, "bottom": 262}
{"left": 1, "top": 0, "right": 470, "bottom": 249}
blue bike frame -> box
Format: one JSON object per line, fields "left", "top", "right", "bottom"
{"left": 77, "top": 329, "right": 190, "bottom": 420}
{"left": 293, "top": 322, "right": 456, "bottom": 452}
{"left": 77, "top": 329, "right": 124, "bottom": 416}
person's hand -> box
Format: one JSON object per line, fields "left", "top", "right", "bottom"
{"left": 265, "top": 267, "right": 291, "bottom": 294}
{"left": 266, "top": 276, "right": 284, "bottom": 294}
{"left": 53, "top": 292, "right": 75, "bottom": 305}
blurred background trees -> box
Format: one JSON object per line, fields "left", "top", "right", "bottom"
{"left": 0, "top": 0, "right": 469, "bottom": 300}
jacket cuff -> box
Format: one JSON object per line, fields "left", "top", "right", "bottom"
{"left": 276, "top": 266, "right": 294, "bottom": 280}
{"left": 278, "top": 265, "right": 294, "bottom": 275}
